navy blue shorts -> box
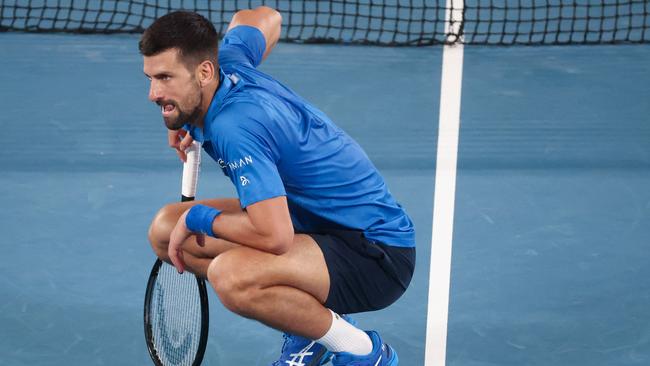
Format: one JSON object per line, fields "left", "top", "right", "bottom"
{"left": 305, "top": 230, "right": 415, "bottom": 314}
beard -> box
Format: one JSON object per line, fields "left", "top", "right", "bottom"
{"left": 160, "top": 87, "right": 203, "bottom": 130}
{"left": 163, "top": 102, "right": 202, "bottom": 130}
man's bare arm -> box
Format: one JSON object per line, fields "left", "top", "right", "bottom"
{"left": 168, "top": 196, "right": 295, "bottom": 272}
{"left": 228, "top": 6, "right": 282, "bottom": 61}
{"left": 209, "top": 196, "right": 295, "bottom": 255}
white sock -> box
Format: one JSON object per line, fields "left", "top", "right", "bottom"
{"left": 316, "top": 310, "right": 373, "bottom": 355}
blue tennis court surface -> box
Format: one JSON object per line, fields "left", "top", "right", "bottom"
{"left": 1, "top": 32, "right": 649, "bottom": 366}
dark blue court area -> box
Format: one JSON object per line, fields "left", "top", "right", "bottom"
{"left": 1, "top": 30, "right": 649, "bottom": 366}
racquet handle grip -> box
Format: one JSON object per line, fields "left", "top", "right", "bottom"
{"left": 181, "top": 140, "right": 201, "bottom": 200}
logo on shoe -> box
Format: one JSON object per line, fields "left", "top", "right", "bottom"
{"left": 285, "top": 341, "right": 316, "bottom": 366}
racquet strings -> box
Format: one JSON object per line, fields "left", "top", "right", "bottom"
{"left": 150, "top": 262, "right": 204, "bottom": 366}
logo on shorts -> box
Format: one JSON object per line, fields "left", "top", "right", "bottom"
{"left": 240, "top": 176, "right": 250, "bottom": 186}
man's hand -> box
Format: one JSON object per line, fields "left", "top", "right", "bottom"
{"left": 168, "top": 209, "right": 206, "bottom": 274}
{"left": 168, "top": 129, "right": 194, "bottom": 162}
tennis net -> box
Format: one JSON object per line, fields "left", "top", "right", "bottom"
{"left": 1, "top": 0, "right": 648, "bottom": 45}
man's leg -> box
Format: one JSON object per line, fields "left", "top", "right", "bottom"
{"left": 206, "top": 234, "right": 332, "bottom": 338}
{"left": 148, "top": 198, "right": 334, "bottom": 337}
{"left": 148, "top": 200, "right": 376, "bottom": 359}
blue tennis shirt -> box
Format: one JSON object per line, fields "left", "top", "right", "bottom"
{"left": 187, "top": 25, "right": 415, "bottom": 248}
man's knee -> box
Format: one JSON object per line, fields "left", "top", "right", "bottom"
{"left": 207, "top": 251, "right": 259, "bottom": 317}
{"left": 147, "top": 203, "right": 179, "bottom": 259}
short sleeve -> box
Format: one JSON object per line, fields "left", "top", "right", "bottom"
{"left": 210, "top": 103, "right": 285, "bottom": 208}
{"left": 219, "top": 25, "right": 266, "bottom": 69}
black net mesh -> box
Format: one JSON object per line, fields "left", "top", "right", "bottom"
{"left": 1, "top": 0, "right": 649, "bottom": 45}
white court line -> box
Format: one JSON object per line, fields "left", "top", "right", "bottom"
{"left": 424, "top": 1, "right": 464, "bottom": 365}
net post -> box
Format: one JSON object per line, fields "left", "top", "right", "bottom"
{"left": 424, "top": 1, "right": 464, "bottom": 365}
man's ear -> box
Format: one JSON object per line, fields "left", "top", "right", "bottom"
{"left": 197, "top": 60, "right": 215, "bottom": 87}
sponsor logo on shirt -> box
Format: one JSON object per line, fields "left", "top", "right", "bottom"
{"left": 240, "top": 176, "right": 250, "bottom": 186}
{"left": 218, "top": 155, "right": 253, "bottom": 171}
{"left": 217, "top": 158, "right": 226, "bottom": 169}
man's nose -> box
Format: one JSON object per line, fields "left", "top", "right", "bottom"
{"left": 148, "top": 80, "right": 162, "bottom": 102}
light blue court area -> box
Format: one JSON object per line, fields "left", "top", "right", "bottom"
{"left": 0, "top": 33, "right": 437, "bottom": 365}
{"left": 447, "top": 45, "right": 650, "bottom": 366}
{"left": 1, "top": 33, "right": 649, "bottom": 366}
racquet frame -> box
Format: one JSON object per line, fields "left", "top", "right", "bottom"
{"left": 144, "top": 141, "right": 209, "bottom": 366}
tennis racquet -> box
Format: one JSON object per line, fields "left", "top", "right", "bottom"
{"left": 144, "top": 141, "right": 209, "bottom": 366}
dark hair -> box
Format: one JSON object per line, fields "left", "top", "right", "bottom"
{"left": 139, "top": 11, "right": 219, "bottom": 69}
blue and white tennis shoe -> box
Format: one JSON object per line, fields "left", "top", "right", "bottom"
{"left": 271, "top": 333, "right": 332, "bottom": 366}
{"left": 271, "top": 315, "right": 357, "bottom": 366}
{"left": 331, "top": 331, "right": 398, "bottom": 366}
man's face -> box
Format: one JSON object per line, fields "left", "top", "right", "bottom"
{"left": 143, "top": 49, "right": 202, "bottom": 130}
